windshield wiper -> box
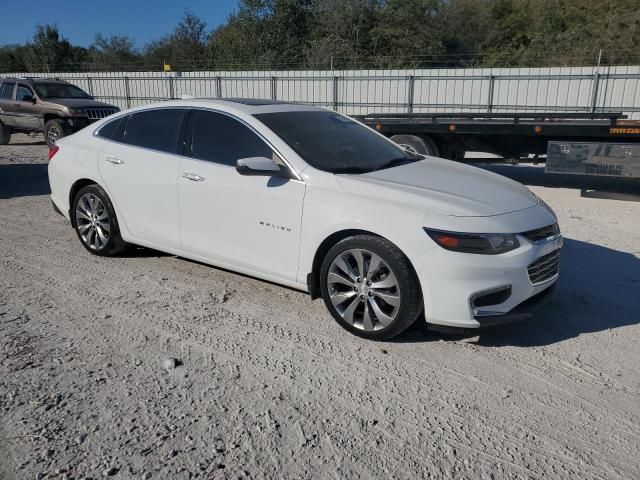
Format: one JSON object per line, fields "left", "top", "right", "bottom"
{"left": 371, "top": 157, "right": 416, "bottom": 172}
{"left": 332, "top": 166, "right": 373, "bottom": 174}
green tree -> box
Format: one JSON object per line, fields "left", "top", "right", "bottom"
{"left": 305, "top": 0, "right": 382, "bottom": 68}
{"left": 207, "top": 0, "right": 315, "bottom": 69}
{"left": 24, "top": 24, "right": 87, "bottom": 72}
{"left": 89, "top": 34, "right": 139, "bottom": 70}
{"left": 144, "top": 11, "right": 207, "bottom": 70}
{"left": 371, "top": 0, "right": 445, "bottom": 68}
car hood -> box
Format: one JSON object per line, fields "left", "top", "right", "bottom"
{"left": 335, "top": 157, "right": 538, "bottom": 217}
{"left": 43, "top": 98, "right": 118, "bottom": 109}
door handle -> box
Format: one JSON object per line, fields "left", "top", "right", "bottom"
{"left": 105, "top": 156, "right": 124, "bottom": 165}
{"left": 182, "top": 172, "right": 205, "bottom": 181}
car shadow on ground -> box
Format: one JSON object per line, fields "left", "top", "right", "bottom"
{"left": 0, "top": 163, "right": 50, "bottom": 199}
{"left": 118, "top": 246, "right": 172, "bottom": 258}
{"left": 477, "top": 162, "right": 640, "bottom": 195}
{"left": 393, "top": 238, "right": 640, "bottom": 347}
{"left": 7, "top": 140, "right": 46, "bottom": 146}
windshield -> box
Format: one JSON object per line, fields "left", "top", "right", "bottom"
{"left": 34, "top": 83, "right": 92, "bottom": 100}
{"left": 254, "top": 110, "right": 420, "bottom": 173}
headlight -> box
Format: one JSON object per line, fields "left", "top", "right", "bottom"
{"left": 424, "top": 228, "right": 520, "bottom": 255}
{"left": 66, "top": 108, "right": 86, "bottom": 116}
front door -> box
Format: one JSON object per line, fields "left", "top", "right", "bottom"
{"left": 178, "top": 109, "right": 306, "bottom": 282}
{"left": 0, "top": 81, "right": 16, "bottom": 127}
{"left": 98, "top": 108, "right": 187, "bottom": 249}
{"left": 14, "top": 84, "right": 41, "bottom": 130}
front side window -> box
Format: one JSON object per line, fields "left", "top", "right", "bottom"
{"left": 255, "top": 110, "right": 418, "bottom": 173}
{"left": 124, "top": 109, "right": 186, "bottom": 154}
{"left": 16, "top": 85, "right": 34, "bottom": 101}
{"left": 0, "top": 82, "right": 15, "bottom": 100}
{"left": 188, "top": 110, "right": 273, "bottom": 167}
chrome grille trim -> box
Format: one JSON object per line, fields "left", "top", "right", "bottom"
{"left": 85, "top": 108, "right": 117, "bottom": 120}
{"left": 522, "top": 223, "right": 561, "bottom": 244}
{"left": 528, "top": 249, "right": 560, "bottom": 285}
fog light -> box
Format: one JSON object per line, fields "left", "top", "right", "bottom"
{"left": 471, "top": 285, "right": 512, "bottom": 310}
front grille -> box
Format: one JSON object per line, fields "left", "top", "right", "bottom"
{"left": 522, "top": 223, "right": 560, "bottom": 243}
{"left": 85, "top": 108, "right": 117, "bottom": 120}
{"left": 528, "top": 249, "right": 560, "bottom": 285}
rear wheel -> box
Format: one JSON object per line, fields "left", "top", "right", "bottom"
{"left": 320, "top": 235, "right": 423, "bottom": 340}
{"left": 0, "top": 121, "right": 11, "bottom": 145}
{"left": 44, "top": 119, "right": 67, "bottom": 147}
{"left": 390, "top": 134, "right": 439, "bottom": 157}
{"left": 72, "top": 184, "right": 128, "bottom": 256}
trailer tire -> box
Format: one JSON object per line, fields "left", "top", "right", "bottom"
{"left": 390, "top": 135, "right": 439, "bottom": 157}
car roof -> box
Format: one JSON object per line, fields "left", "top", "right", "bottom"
{"left": 124, "top": 97, "right": 326, "bottom": 115}
{"left": 1, "top": 77, "right": 70, "bottom": 85}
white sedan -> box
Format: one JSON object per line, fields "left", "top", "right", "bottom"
{"left": 48, "top": 99, "right": 561, "bottom": 340}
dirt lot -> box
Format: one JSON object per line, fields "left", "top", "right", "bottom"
{"left": 1, "top": 134, "right": 639, "bottom": 480}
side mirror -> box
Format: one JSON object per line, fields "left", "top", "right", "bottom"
{"left": 21, "top": 94, "right": 35, "bottom": 104}
{"left": 236, "top": 156, "right": 290, "bottom": 178}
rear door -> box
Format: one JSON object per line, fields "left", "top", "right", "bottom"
{"left": 97, "top": 108, "right": 187, "bottom": 249}
{"left": 14, "top": 84, "right": 40, "bottom": 130}
{"left": 0, "top": 81, "right": 16, "bottom": 126}
{"left": 178, "top": 109, "right": 306, "bottom": 282}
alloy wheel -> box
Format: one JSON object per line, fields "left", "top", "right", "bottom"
{"left": 326, "top": 248, "right": 401, "bottom": 331}
{"left": 47, "top": 124, "right": 62, "bottom": 144}
{"left": 75, "top": 193, "right": 110, "bottom": 251}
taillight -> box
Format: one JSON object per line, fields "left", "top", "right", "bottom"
{"left": 48, "top": 145, "right": 59, "bottom": 161}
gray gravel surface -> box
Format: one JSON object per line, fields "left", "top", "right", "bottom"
{"left": 1, "top": 134, "right": 640, "bottom": 479}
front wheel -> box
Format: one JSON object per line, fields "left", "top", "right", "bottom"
{"left": 320, "top": 235, "right": 423, "bottom": 340}
{"left": 72, "top": 184, "right": 128, "bottom": 256}
{"left": 44, "top": 119, "right": 67, "bottom": 147}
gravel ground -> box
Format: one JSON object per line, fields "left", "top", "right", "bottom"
{"left": 1, "top": 134, "right": 639, "bottom": 480}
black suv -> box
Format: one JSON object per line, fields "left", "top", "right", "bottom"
{"left": 0, "top": 77, "right": 119, "bottom": 146}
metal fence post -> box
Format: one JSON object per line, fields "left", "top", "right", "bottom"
{"left": 332, "top": 76, "right": 339, "bottom": 111}
{"left": 590, "top": 72, "right": 601, "bottom": 113}
{"left": 168, "top": 75, "right": 175, "bottom": 100}
{"left": 271, "top": 76, "right": 277, "bottom": 100}
{"left": 487, "top": 74, "right": 495, "bottom": 112}
{"left": 124, "top": 76, "right": 131, "bottom": 108}
{"left": 87, "top": 76, "right": 94, "bottom": 96}
{"left": 215, "top": 76, "right": 222, "bottom": 98}
{"left": 407, "top": 75, "right": 415, "bottom": 114}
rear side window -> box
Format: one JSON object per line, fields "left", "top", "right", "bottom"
{"left": 97, "top": 116, "right": 126, "bottom": 141}
{"left": 188, "top": 110, "right": 272, "bottom": 166}
{"left": 124, "top": 109, "right": 187, "bottom": 154}
{"left": 0, "top": 82, "right": 15, "bottom": 99}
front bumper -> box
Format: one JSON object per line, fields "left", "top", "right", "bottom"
{"left": 414, "top": 232, "right": 561, "bottom": 329}
{"left": 473, "top": 282, "right": 557, "bottom": 327}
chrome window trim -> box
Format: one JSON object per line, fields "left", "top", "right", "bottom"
{"left": 92, "top": 105, "right": 303, "bottom": 182}
{"left": 184, "top": 106, "right": 302, "bottom": 182}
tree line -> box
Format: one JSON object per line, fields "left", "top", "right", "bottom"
{"left": 1, "top": 0, "right": 639, "bottom": 73}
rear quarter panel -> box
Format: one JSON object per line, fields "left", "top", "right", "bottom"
{"left": 48, "top": 133, "right": 102, "bottom": 219}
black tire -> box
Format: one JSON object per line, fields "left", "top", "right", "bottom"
{"left": 390, "top": 134, "right": 439, "bottom": 157}
{"left": 0, "top": 121, "right": 11, "bottom": 145}
{"left": 72, "top": 184, "right": 128, "bottom": 256}
{"left": 320, "top": 235, "right": 423, "bottom": 340}
{"left": 44, "top": 119, "right": 67, "bottom": 147}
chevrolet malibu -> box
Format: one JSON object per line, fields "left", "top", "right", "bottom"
{"left": 48, "top": 99, "right": 562, "bottom": 340}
